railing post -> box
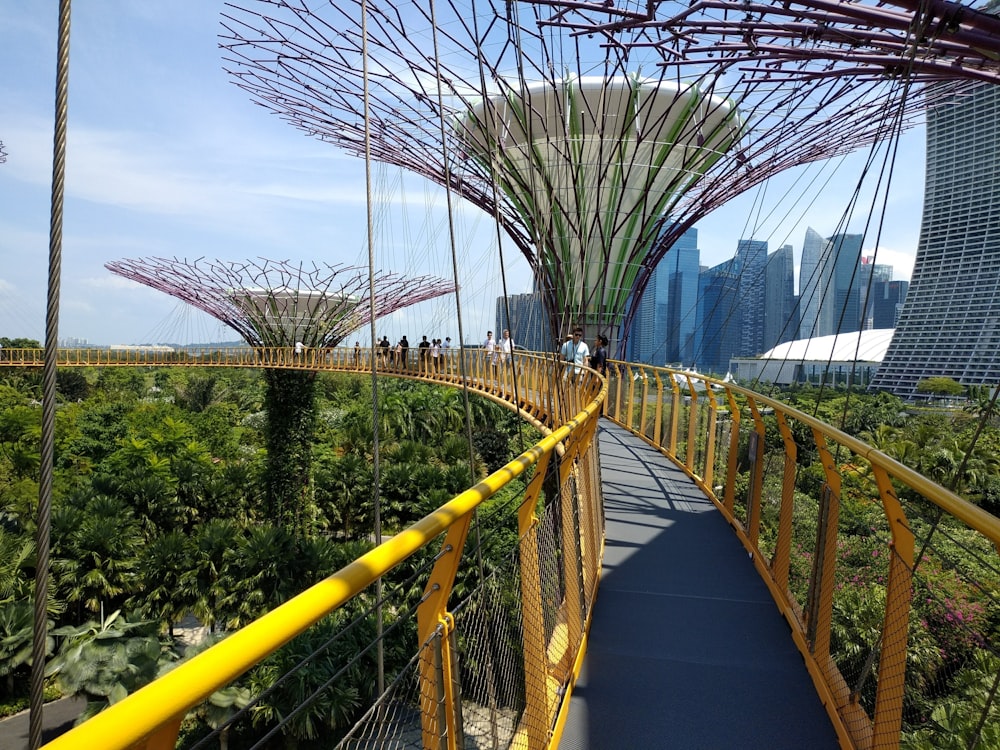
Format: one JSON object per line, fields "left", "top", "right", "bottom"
{"left": 667, "top": 372, "right": 680, "bottom": 456}
{"left": 870, "top": 464, "right": 914, "bottom": 750}
{"left": 723, "top": 390, "right": 741, "bottom": 513}
{"left": 612, "top": 362, "right": 624, "bottom": 421}
{"left": 417, "top": 514, "right": 473, "bottom": 750}
{"left": 652, "top": 371, "right": 664, "bottom": 447}
{"left": 703, "top": 385, "right": 719, "bottom": 491}
{"left": 624, "top": 364, "right": 636, "bottom": 431}
{"left": 807, "top": 430, "right": 840, "bottom": 662}
{"left": 639, "top": 366, "right": 650, "bottom": 438}
{"left": 745, "top": 398, "right": 766, "bottom": 547}
{"left": 685, "top": 375, "right": 698, "bottom": 473}
{"left": 518, "top": 450, "right": 556, "bottom": 749}
{"left": 772, "top": 411, "right": 797, "bottom": 592}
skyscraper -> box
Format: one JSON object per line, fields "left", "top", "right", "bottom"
{"left": 735, "top": 239, "right": 769, "bottom": 356}
{"left": 871, "top": 279, "right": 909, "bottom": 330}
{"left": 626, "top": 227, "right": 699, "bottom": 365}
{"left": 798, "top": 227, "right": 830, "bottom": 339}
{"left": 873, "top": 82, "right": 1000, "bottom": 397}
{"left": 823, "top": 233, "right": 866, "bottom": 336}
{"left": 497, "top": 291, "right": 552, "bottom": 352}
{"left": 695, "top": 260, "right": 741, "bottom": 375}
{"left": 764, "top": 244, "right": 799, "bottom": 349}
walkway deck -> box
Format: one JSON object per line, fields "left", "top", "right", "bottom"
{"left": 558, "top": 422, "right": 840, "bottom": 749}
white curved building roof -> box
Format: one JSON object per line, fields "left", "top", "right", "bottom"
{"left": 760, "top": 329, "right": 895, "bottom": 363}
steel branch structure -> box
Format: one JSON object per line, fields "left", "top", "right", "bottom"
{"left": 532, "top": 0, "right": 1000, "bottom": 84}
{"left": 219, "top": 0, "right": 986, "bottom": 349}
{"left": 105, "top": 257, "right": 455, "bottom": 348}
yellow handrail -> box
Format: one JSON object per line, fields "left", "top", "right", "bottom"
{"left": 604, "top": 360, "right": 1000, "bottom": 750}
{"left": 23, "top": 350, "right": 1000, "bottom": 749}
{"left": 40, "top": 350, "right": 607, "bottom": 750}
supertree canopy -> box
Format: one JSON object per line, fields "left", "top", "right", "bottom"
{"left": 457, "top": 75, "right": 744, "bottom": 340}
{"left": 106, "top": 256, "right": 456, "bottom": 533}
{"left": 104, "top": 257, "right": 455, "bottom": 348}
{"left": 217, "top": 0, "right": 999, "bottom": 350}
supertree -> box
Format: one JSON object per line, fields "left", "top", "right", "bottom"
{"left": 106, "top": 256, "right": 455, "bottom": 533}
{"left": 217, "top": 0, "right": 997, "bottom": 353}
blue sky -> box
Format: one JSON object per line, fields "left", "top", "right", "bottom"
{"left": 1, "top": 2, "right": 925, "bottom": 346}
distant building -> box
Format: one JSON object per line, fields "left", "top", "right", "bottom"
{"left": 797, "top": 227, "right": 829, "bottom": 339}
{"left": 873, "top": 81, "right": 1000, "bottom": 397}
{"left": 823, "top": 233, "right": 866, "bottom": 336}
{"left": 496, "top": 291, "right": 552, "bottom": 352}
{"left": 764, "top": 244, "right": 798, "bottom": 349}
{"left": 735, "top": 239, "right": 768, "bottom": 356}
{"left": 870, "top": 279, "right": 909, "bottom": 330}
{"left": 695, "top": 260, "right": 741, "bottom": 375}
{"left": 626, "top": 226, "right": 699, "bottom": 365}
{"left": 730, "top": 329, "right": 893, "bottom": 387}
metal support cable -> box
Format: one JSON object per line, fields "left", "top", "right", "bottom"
{"left": 31, "top": 1, "right": 71, "bottom": 747}
{"left": 360, "top": 0, "right": 386, "bottom": 697}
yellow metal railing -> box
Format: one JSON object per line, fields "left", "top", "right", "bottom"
{"left": 24, "top": 349, "right": 1000, "bottom": 748}
{"left": 39, "top": 349, "right": 606, "bottom": 750}
{"left": 604, "top": 361, "right": 1000, "bottom": 750}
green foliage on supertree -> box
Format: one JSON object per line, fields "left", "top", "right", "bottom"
{"left": 262, "top": 368, "right": 318, "bottom": 535}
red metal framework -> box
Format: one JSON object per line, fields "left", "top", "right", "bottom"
{"left": 105, "top": 257, "right": 455, "bottom": 348}
{"left": 219, "top": 0, "right": 985, "bottom": 346}
{"left": 531, "top": 0, "right": 1000, "bottom": 84}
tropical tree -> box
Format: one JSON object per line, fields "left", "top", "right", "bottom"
{"left": 0, "top": 600, "right": 50, "bottom": 697}
{"left": 47, "top": 610, "right": 169, "bottom": 721}
{"left": 54, "top": 494, "right": 142, "bottom": 619}
{"left": 184, "top": 519, "right": 241, "bottom": 633}
{"left": 132, "top": 531, "right": 196, "bottom": 638}
{"left": 248, "top": 613, "right": 372, "bottom": 745}
{"left": 219, "top": 524, "right": 299, "bottom": 628}
{"left": 313, "top": 452, "right": 373, "bottom": 539}
{"left": 916, "top": 376, "right": 965, "bottom": 399}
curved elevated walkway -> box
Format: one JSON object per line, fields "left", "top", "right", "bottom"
{"left": 559, "top": 422, "right": 839, "bottom": 749}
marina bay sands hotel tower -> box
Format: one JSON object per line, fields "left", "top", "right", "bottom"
{"left": 872, "top": 80, "right": 1000, "bottom": 397}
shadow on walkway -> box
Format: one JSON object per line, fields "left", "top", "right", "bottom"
{"left": 0, "top": 697, "right": 85, "bottom": 750}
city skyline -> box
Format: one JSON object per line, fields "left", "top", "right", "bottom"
{"left": 2, "top": 4, "right": 924, "bottom": 347}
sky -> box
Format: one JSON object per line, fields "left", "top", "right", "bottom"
{"left": 0, "top": 2, "right": 926, "bottom": 347}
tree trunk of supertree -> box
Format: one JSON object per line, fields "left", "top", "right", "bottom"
{"left": 263, "top": 368, "right": 317, "bottom": 536}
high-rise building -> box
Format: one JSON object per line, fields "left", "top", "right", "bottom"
{"left": 797, "top": 227, "right": 830, "bottom": 339}
{"left": 497, "top": 291, "right": 552, "bottom": 352}
{"left": 764, "top": 244, "right": 799, "bottom": 349}
{"left": 695, "top": 260, "right": 741, "bottom": 375}
{"left": 822, "top": 233, "right": 866, "bottom": 336}
{"left": 735, "top": 239, "right": 768, "bottom": 356}
{"left": 625, "top": 227, "right": 699, "bottom": 365}
{"left": 871, "top": 279, "right": 909, "bottom": 330}
{"left": 873, "top": 82, "right": 1000, "bottom": 396}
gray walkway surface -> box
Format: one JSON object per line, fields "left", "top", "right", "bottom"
{"left": 558, "top": 422, "right": 840, "bottom": 750}
{"left": 0, "top": 697, "right": 85, "bottom": 750}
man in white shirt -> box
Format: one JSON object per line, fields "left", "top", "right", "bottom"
{"left": 499, "top": 329, "right": 513, "bottom": 364}
{"left": 560, "top": 326, "right": 590, "bottom": 380}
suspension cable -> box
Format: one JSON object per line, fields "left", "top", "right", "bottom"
{"left": 31, "top": 2, "right": 72, "bottom": 748}
{"left": 359, "top": 0, "right": 385, "bottom": 698}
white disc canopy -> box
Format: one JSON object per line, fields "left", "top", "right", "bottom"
{"left": 459, "top": 75, "right": 745, "bottom": 341}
